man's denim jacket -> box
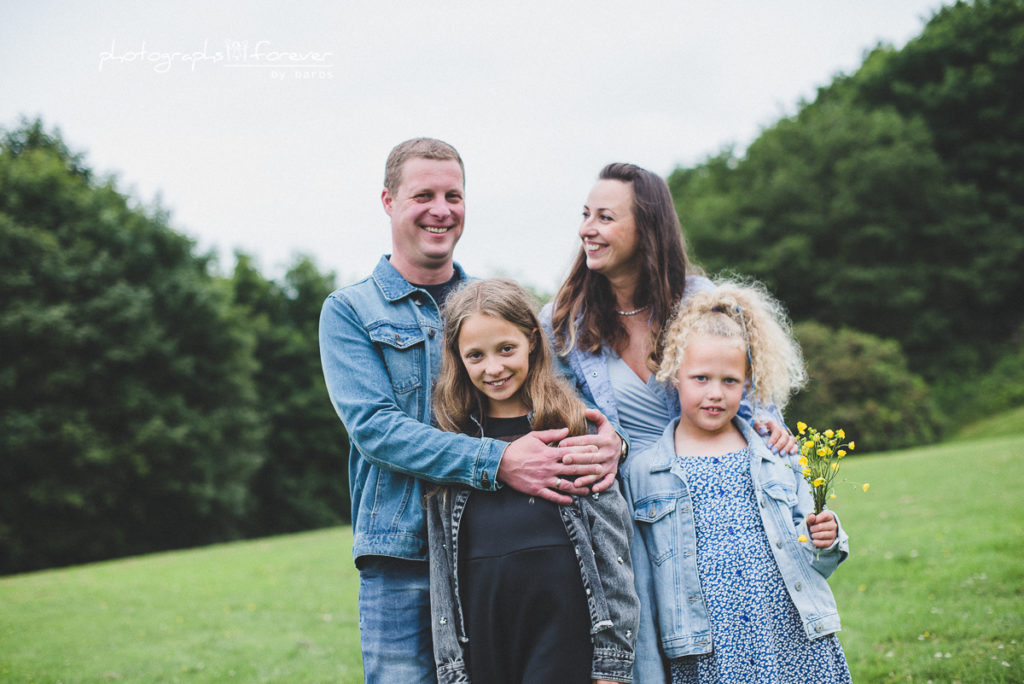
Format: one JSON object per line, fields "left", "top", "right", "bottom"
{"left": 319, "top": 256, "right": 508, "bottom": 563}
{"left": 621, "top": 418, "right": 849, "bottom": 683}
{"left": 426, "top": 418, "right": 640, "bottom": 683}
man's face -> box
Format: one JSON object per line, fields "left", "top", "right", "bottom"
{"left": 382, "top": 157, "right": 465, "bottom": 282}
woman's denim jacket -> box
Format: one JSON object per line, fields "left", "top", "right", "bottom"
{"left": 538, "top": 275, "right": 784, "bottom": 443}
{"left": 621, "top": 418, "right": 850, "bottom": 683}
{"left": 319, "top": 256, "right": 508, "bottom": 563}
{"left": 426, "top": 417, "right": 641, "bottom": 683}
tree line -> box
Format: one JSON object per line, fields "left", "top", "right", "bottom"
{"left": 0, "top": 122, "right": 349, "bottom": 574}
{"left": 2, "top": 0, "right": 1022, "bottom": 574}
{"left": 669, "top": 0, "right": 1023, "bottom": 444}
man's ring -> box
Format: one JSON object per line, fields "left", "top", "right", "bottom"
{"left": 555, "top": 478, "right": 562, "bottom": 490}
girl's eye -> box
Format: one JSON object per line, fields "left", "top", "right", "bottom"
{"left": 693, "top": 375, "right": 707, "bottom": 382}
{"left": 581, "top": 210, "right": 590, "bottom": 219}
{"left": 500, "top": 344, "right": 515, "bottom": 353}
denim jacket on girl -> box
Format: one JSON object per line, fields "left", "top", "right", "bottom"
{"left": 621, "top": 418, "right": 850, "bottom": 683}
{"left": 426, "top": 417, "right": 641, "bottom": 684}
{"left": 319, "top": 256, "right": 508, "bottom": 563}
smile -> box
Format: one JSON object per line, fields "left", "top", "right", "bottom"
{"left": 484, "top": 377, "right": 512, "bottom": 388}
{"left": 584, "top": 241, "right": 606, "bottom": 252}
{"left": 423, "top": 225, "right": 451, "bottom": 234}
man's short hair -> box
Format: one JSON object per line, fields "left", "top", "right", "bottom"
{"left": 384, "top": 138, "right": 464, "bottom": 194}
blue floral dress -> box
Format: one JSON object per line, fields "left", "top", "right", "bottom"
{"left": 669, "top": 449, "right": 852, "bottom": 684}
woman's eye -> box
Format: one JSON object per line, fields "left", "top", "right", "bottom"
{"left": 501, "top": 344, "right": 515, "bottom": 353}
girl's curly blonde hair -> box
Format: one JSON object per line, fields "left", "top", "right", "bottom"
{"left": 657, "top": 278, "right": 807, "bottom": 414}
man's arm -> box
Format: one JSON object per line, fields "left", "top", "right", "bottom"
{"left": 320, "top": 292, "right": 505, "bottom": 488}
{"left": 321, "top": 292, "right": 596, "bottom": 494}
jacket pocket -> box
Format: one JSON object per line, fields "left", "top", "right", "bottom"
{"left": 368, "top": 322, "right": 425, "bottom": 394}
{"left": 762, "top": 479, "right": 798, "bottom": 508}
{"left": 632, "top": 495, "right": 679, "bottom": 566}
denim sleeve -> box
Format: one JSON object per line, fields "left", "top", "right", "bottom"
{"left": 319, "top": 293, "right": 505, "bottom": 489}
{"left": 586, "top": 483, "right": 641, "bottom": 681}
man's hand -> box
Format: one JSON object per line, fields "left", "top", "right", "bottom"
{"left": 557, "top": 409, "right": 621, "bottom": 493}
{"left": 499, "top": 428, "right": 587, "bottom": 504}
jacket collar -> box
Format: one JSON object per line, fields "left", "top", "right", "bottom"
{"left": 647, "top": 416, "right": 782, "bottom": 473}
{"left": 372, "top": 255, "right": 468, "bottom": 303}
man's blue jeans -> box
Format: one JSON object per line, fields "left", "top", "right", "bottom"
{"left": 357, "top": 556, "right": 436, "bottom": 683}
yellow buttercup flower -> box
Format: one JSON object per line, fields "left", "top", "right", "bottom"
{"left": 837, "top": 429, "right": 845, "bottom": 439}
{"left": 798, "top": 456, "right": 808, "bottom": 467}
{"left": 825, "top": 429, "right": 834, "bottom": 438}
{"left": 804, "top": 440, "right": 814, "bottom": 450}
{"left": 802, "top": 468, "right": 811, "bottom": 477}
{"left": 849, "top": 441, "right": 855, "bottom": 451}
{"left": 863, "top": 483, "right": 870, "bottom": 492}
{"left": 817, "top": 448, "right": 827, "bottom": 457}
{"left": 831, "top": 463, "right": 839, "bottom": 471}
{"left": 797, "top": 535, "right": 808, "bottom": 543}
{"left": 797, "top": 421, "right": 807, "bottom": 434}
{"left": 837, "top": 450, "right": 846, "bottom": 457}
{"left": 812, "top": 478, "right": 826, "bottom": 487}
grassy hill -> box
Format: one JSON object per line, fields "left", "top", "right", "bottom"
{"left": 2, "top": 433, "right": 1022, "bottom": 683}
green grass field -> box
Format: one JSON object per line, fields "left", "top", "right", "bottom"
{"left": 2, "top": 433, "right": 1022, "bottom": 683}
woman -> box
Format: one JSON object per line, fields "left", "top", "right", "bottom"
{"left": 539, "top": 162, "right": 794, "bottom": 456}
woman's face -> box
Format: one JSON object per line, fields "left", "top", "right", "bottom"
{"left": 579, "top": 179, "right": 640, "bottom": 281}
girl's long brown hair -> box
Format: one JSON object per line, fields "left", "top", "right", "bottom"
{"left": 434, "top": 278, "right": 587, "bottom": 436}
{"left": 550, "top": 162, "right": 700, "bottom": 372}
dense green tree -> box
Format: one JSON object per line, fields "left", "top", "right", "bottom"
{"left": 0, "top": 120, "right": 264, "bottom": 573}
{"left": 788, "top": 323, "right": 943, "bottom": 451}
{"left": 229, "top": 254, "right": 350, "bottom": 535}
{"left": 670, "top": 0, "right": 1024, "bottom": 384}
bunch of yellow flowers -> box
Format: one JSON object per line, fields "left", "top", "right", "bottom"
{"left": 795, "top": 422, "right": 861, "bottom": 514}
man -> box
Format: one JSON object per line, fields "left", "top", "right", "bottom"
{"left": 319, "top": 138, "right": 624, "bottom": 683}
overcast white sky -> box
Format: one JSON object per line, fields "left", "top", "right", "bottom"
{"left": 1, "top": 0, "right": 947, "bottom": 293}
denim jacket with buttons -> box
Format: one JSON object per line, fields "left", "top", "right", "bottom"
{"left": 426, "top": 417, "right": 641, "bottom": 684}
{"left": 621, "top": 418, "right": 849, "bottom": 683}
{"left": 319, "top": 256, "right": 508, "bottom": 563}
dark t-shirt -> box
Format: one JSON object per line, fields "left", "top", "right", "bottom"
{"left": 460, "top": 415, "right": 569, "bottom": 559}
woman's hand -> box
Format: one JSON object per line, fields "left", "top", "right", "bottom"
{"left": 755, "top": 419, "right": 797, "bottom": 455}
{"left": 806, "top": 511, "right": 838, "bottom": 548}
{"left": 557, "top": 409, "right": 621, "bottom": 493}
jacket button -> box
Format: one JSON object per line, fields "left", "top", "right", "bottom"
{"left": 775, "top": 540, "right": 783, "bottom": 549}
{"left": 428, "top": 329, "right": 435, "bottom": 338}
{"left": 585, "top": 588, "right": 591, "bottom": 596}
{"left": 439, "top": 617, "right": 447, "bottom": 625}
{"left": 795, "top": 582, "right": 802, "bottom": 591}
{"left": 815, "top": 624, "right": 823, "bottom": 632}
{"left": 626, "top": 630, "right": 632, "bottom": 638}
{"left": 760, "top": 498, "right": 766, "bottom": 508}
{"left": 591, "top": 371, "right": 598, "bottom": 377}
{"left": 414, "top": 298, "right": 423, "bottom": 306}
{"left": 617, "top": 556, "right": 624, "bottom": 564}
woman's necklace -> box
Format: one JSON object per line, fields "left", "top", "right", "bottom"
{"left": 616, "top": 305, "right": 649, "bottom": 316}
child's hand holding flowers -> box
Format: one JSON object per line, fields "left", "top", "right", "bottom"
{"left": 804, "top": 511, "right": 839, "bottom": 548}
